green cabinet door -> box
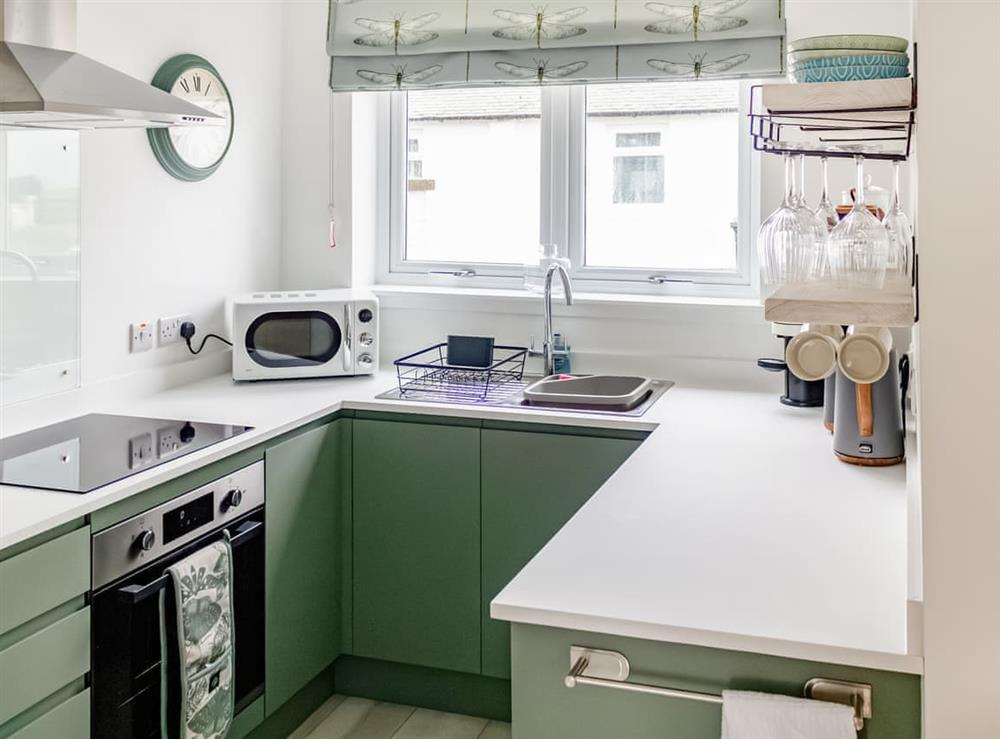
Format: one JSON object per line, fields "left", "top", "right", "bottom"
{"left": 353, "top": 417, "right": 481, "bottom": 674}
{"left": 481, "top": 428, "right": 641, "bottom": 679}
{"left": 264, "top": 419, "right": 351, "bottom": 715}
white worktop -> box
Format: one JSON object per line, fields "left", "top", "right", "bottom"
{"left": 0, "top": 366, "right": 919, "bottom": 674}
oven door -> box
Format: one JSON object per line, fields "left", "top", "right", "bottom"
{"left": 91, "top": 510, "right": 264, "bottom": 739}
{"left": 244, "top": 307, "right": 348, "bottom": 375}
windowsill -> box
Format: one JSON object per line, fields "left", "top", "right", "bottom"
{"left": 370, "top": 283, "right": 765, "bottom": 322}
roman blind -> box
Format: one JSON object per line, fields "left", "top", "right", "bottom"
{"left": 327, "top": 0, "right": 785, "bottom": 91}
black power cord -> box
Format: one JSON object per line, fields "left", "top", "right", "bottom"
{"left": 180, "top": 321, "right": 233, "bottom": 355}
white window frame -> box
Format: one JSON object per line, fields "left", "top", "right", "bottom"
{"left": 376, "top": 82, "right": 759, "bottom": 297}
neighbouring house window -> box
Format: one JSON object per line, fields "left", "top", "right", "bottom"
{"left": 613, "top": 154, "right": 665, "bottom": 204}
{"left": 379, "top": 79, "right": 753, "bottom": 292}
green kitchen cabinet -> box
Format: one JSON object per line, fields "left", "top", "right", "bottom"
{"left": 353, "top": 417, "right": 482, "bottom": 674}
{"left": 511, "top": 623, "right": 921, "bottom": 739}
{"left": 264, "top": 419, "right": 352, "bottom": 715}
{"left": 481, "top": 427, "right": 642, "bottom": 679}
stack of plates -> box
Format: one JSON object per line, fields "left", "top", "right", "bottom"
{"left": 788, "top": 35, "right": 910, "bottom": 83}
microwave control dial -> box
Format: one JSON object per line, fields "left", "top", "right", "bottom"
{"left": 359, "top": 332, "right": 374, "bottom": 347}
{"left": 223, "top": 488, "right": 244, "bottom": 512}
{"left": 358, "top": 308, "right": 374, "bottom": 323}
{"left": 135, "top": 529, "right": 156, "bottom": 554}
{"left": 358, "top": 353, "right": 374, "bottom": 368}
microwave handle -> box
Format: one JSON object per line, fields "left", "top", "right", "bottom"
{"left": 343, "top": 304, "right": 352, "bottom": 372}
{"left": 116, "top": 519, "right": 264, "bottom": 605}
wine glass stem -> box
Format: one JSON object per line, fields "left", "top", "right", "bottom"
{"left": 783, "top": 153, "right": 795, "bottom": 206}
{"left": 855, "top": 155, "right": 865, "bottom": 211}
{"left": 892, "top": 160, "right": 902, "bottom": 211}
{"left": 798, "top": 155, "right": 806, "bottom": 204}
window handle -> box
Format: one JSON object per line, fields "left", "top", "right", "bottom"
{"left": 648, "top": 275, "right": 692, "bottom": 285}
{"left": 429, "top": 269, "right": 477, "bottom": 278}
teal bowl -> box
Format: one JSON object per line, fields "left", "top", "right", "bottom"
{"left": 793, "top": 65, "right": 910, "bottom": 83}
{"left": 791, "top": 54, "right": 909, "bottom": 71}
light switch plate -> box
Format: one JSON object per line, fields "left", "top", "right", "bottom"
{"left": 130, "top": 321, "right": 154, "bottom": 353}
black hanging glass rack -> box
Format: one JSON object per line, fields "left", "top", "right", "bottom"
{"left": 749, "top": 45, "right": 917, "bottom": 162}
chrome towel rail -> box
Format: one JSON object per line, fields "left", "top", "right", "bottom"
{"left": 564, "top": 646, "right": 872, "bottom": 731}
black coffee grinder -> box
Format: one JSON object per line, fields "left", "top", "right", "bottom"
{"left": 757, "top": 323, "right": 824, "bottom": 408}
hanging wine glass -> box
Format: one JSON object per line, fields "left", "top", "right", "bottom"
{"left": 792, "top": 154, "right": 830, "bottom": 280}
{"left": 883, "top": 160, "right": 912, "bottom": 279}
{"left": 757, "top": 153, "right": 814, "bottom": 295}
{"left": 828, "top": 155, "right": 890, "bottom": 289}
{"left": 814, "top": 156, "right": 839, "bottom": 232}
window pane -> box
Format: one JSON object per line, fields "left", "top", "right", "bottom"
{"left": 405, "top": 88, "right": 541, "bottom": 265}
{"left": 585, "top": 80, "right": 740, "bottom": 272}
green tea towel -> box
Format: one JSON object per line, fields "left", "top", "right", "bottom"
{"left": 160, "top": 537, "right": 235, "bottom": 739}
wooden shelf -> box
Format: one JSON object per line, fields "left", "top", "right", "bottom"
{"left": 763, "top": 280, "right": 915, "bottom": 327}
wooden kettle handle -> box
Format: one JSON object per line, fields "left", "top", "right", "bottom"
{"left": 856, "top": 383, "right": 874, "bottom": 438}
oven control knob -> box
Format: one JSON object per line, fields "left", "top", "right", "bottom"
{"left": 359, "top": 332, "right": 374, "bottom": 347}
{"left": 358, "top": 308, "right": 374, "bottom": 323}
{"left": 358, "top": 353, "right": 374, "bottom": 368}
{"left": 135, "top": 529, "right": 156, "bottom": 553}
{"left": 223, "top": 488, "right": 244, "bottom": 512}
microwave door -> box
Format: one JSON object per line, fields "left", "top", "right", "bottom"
{"left": 245, "top": 311, "right": 343, "bottom": 369}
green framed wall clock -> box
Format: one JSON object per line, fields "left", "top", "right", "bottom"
{"left": 147, "top": 54, "right": 234, "bottom": 182}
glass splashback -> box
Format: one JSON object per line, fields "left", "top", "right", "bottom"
{"left": 1, "top": 130, "right": 81, "bottom": 405}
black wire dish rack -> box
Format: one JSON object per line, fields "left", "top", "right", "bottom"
{"left": 394, "top": 343, "right": 529, "bottom": 403}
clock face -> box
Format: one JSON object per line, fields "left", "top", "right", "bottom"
{"left": 166, "top": 67, "right": 232, "bottom": 169}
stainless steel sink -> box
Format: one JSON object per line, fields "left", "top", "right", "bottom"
{"left": 521, "top": 375, "right": 655, "bottom": 412}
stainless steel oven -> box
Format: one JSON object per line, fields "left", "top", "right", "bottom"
{"left": 91, "top": 462, "right": 265, "bottom": 739}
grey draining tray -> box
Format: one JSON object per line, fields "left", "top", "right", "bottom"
{"left": 522, "top": 375, "right": 654, "bottom": 411}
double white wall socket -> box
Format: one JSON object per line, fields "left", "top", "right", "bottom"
{"left": 158, "top": 314, "right": 193, "bottom": 346}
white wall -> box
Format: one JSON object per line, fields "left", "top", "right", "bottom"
{"left": 75, "top": 0, "right": 283, "bottom": 386}
{"left": 914, "top": 2, "right": 1000, "bottom": 736}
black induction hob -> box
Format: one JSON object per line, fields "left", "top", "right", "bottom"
{"left": 0, "top": 414, "right": 253, "bottom": 493}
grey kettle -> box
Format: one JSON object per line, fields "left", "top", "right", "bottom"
{"left": 833, "top": 351, "right": 907, "bottom": 466}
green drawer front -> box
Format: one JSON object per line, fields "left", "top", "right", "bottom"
{"left": 0, "top": 608, "right": 90, "bottom": 726}
{"left": 7, "top": 689, "right": 89, "bottom": 739}
{"left": 0, "top": 527, "right": 90, "bottom": 636}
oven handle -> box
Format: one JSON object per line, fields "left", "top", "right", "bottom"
{"left": 117, "top": 519, "right": 263, "bottom": 605}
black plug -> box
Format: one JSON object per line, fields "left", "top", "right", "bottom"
{"left": 181, "top": 320, "right": 233, "bottom": 355}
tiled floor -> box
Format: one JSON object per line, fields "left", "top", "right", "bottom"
{"left": 288, "top": 695, "right": 512, "bottom": 739}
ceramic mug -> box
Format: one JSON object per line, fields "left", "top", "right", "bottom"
{"left": 785, "top": 324, "right": 844, "bottom": 381}
{"left": 838, "top": 326, "right": 893, "bottom": 384}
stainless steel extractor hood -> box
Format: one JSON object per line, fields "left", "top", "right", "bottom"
{"left": 0, "top": 0, "right": 223, "bottom": 130}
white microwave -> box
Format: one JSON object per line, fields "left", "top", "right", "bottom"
{"left": 231, "top": 289, "right": 378, "bottom": 381}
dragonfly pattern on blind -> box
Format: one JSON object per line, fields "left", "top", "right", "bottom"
{"left": 327, "top": 0, "right": 784, "bottom": 91}
{"left": 644, "top": 1, "right": 750, "bottom": 42}
{"left": 647, "top": 52, "right": 750, "bottom": 79}
{"left": 353, "top": 13, "right": 441, "bottom": 54}
{"left": 356, "top": 64, "right": 446, "bottom": 88}
{"left": 495, "top": 59, "right": 590, "bottom": 82}
{"left": 492, "top": 7, "right": 589, "bottom": 48}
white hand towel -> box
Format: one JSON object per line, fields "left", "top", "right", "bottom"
{"left": 721, "top": 690, "right": 857, "bottom": 739}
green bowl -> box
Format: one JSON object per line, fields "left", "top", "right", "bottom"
{"left": 788, "top": 34, "right": 909, "bottom": 53}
